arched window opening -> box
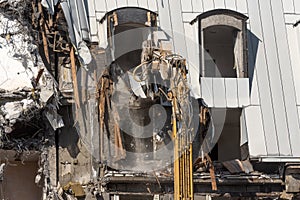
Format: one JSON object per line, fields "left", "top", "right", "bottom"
{"left": 204, "top": 25, "right": 239, "bottom": 77}
{"left": 107, "top": 8, "right": 157, "bottom": 72}
{"left": 196, "top": 9, "right": 248, "bottom": 78}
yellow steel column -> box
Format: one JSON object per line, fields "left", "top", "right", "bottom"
{"left": 189, "top": 144, "right": 194, "bottom": 200}
{"left": 173, "top": 97, "right": 180, "bottom": 200}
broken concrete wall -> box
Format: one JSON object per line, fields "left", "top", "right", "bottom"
{"left": 0, "top": 1, "right": 60, "bottom": 200}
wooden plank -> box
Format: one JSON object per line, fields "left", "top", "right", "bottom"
{"left": 201, "top": 77, "right": 213, "bottom": 107}
{"left": 116, "top": 0, "right": 127, "bottom": 8}
{"left": 225, "top": 0, "right": 236, "bottom": 11}
{"left": 244, "top": 106, "right": 267, "bottom": 157}
{"left": 225, "top": 78, "right": 238, "bottom": 108}
{"left": 237, "top": 78, "right": 250, "bottom": 107}
{"left": 294, "top": 0, "right": 300, "bottom": 14}
{"left": 138, "top": 0, "right": 149, "bottom": 10}
{"left": 127, "top": 0, "right": 138, "bottom": 7}
{"left": 260, "top": 0, "right": 291, "bottom": 156}
{"left": 192, "top": 0, "right": 203, "bottom": 12}
{"left": 148, "top": 0, "right": 158, "bottom": 11}
{"left": 202, "top": 0, "right": 214, "bottom": 12}
{"left": 247, "top": 0, "right": 279, "bottom": 155}
{"left": 282, "top": 0, "right": 295, "bottom": 14}
{"left": 169, "top": 0, "right": 188, "bottom": 58}
{"left": 214, "top": 0, "right": 225, "bottom": 9}
{"left": 213, "top": 78, "right": 226, "bottom": 107}
{"left": 236, "top": 0, "right": 248, "bottom": 14}
{"left": 181, "top": 0, "right": 193, "bottom": 12}
{"left": 95, "top": 0, "right": 107, "bottom": 12}
{"left": 287, "top": 26, "right": 300, "bottom": 105}
{"left": 184, "top": 22, "right": 201, "bottom": 98}
{"left": 105, "top": 0, "right": 117, "bottom": 11}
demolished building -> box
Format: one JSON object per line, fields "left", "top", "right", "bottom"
{"left": 0, "top": 0, "right": 300, "bottom": 199}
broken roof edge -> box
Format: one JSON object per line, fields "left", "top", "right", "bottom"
{"left": 99, "top": 6, "right": 158, "bottom": 24}
{"left": 190, "top": 9, "right": 248, "bottom": 25}
{"left": 257, "top": 157, "right": 300, "bottom": 163}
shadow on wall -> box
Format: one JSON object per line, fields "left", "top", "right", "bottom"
{"left": 58, "top": 106, "right": 80, "bottom": 158}
{"left": 247, "top": 30, "right": 260, "bottom": 94}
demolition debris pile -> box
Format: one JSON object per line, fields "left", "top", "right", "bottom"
{"left": 0, "top": 0, "right": 60, "bottom": 148}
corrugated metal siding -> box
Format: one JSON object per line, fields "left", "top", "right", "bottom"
{"left": 244, "top": 106, "right": 267, "bottom": 157}
{"left": 271, "top": 0, "right": 300, "bottom": 157}
{"left": 247, "top": 0, "right": 279, "bottom": 156}
{"left": 201, "top": 78, "right": 249, "bottom": 108}
{"left": 287, "top": 25, "right": 300, "bottom": 106}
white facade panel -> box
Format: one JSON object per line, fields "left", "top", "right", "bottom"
{"left": 282, "top": 0, "right": 295, "bottom": 14}
{"left": 284, "top": 14, "right": 300, "bottom": 24}
{"left": 202, "top": 0, "right": 214, "bottom": 12}
{"left": 127, "top": 0, "right": 138, "bottom": 7}
{"left": 184, "top": 23, "right": 201, "bottom": 98}
{"left": 116, "top": 0, "right": 128, "bottom": 8}
{"left": 244, "top": 106, "right": 267, "bottom": 157}
{"left": 287, "top": 25, "right": 300, "bottom": 106}
{"left": 225, "top": 0, "right": 236, "bottom": 11}
{"left": 249, "top": 70, "right": 260, "bottom": 105}
{"left": 168, "top": 0, "right": 188, "bottom": 58}
{"left": 201, "top": 78, "right": 213, "bottom": 107}
{"left": 157, "top": 0, "right": 173, "bottom": 48}
{"left": 247, "top": 0, "right": 279, "bottom": 155}
{"left": 95, "top": 12, "right": 105, "bottom": 21}
{"left": 138, "top": 0, "right": 149, "bottom": 10}
{"left": 214, "top": 0, "right": 225, "bottom": 9}
{"left": 240, "top": 109, "right": 248, "bottom": 145}
{"left": 192, "top": 0, "right": 203, "bottom": 12}
{"left": 236, "top": 0, "right": 248, "bottom": 14}
{"left": 95, "top": 0, "right": 107, "bottom": 12}
{"left": 247, "top": 27, "right": 260, "bottom": 106}
{"left": 182, "top": 13, "right": 199, "bottom": 23}
{"left": 89, "top": 16, "right": 98, "bottom": 36}
{"left": 97, "top": 19, "right": 108, "bottom": 48}
{"left": 225, "top": 78, "right": 239, "bottom": 108}
{"left": 260, "top": 0, "right": 291, "bottom": 156}
{"left": 181, "top": 0, "right": 193, "bottom": 12}
{"left": 213, "top": 78, "right": 226, "bottom": 107}
{"left": 87, "top": 0, "right": 96, "bottom": 16}
{"left": 272, "top": 0, "right": 300, "bottom": 157}
{"left": 148, "top": 0, "right": 158, "bottom": 12}
{"left": 105, "top": 0, "right": 117, "bottom": 11}
{"left": 237, "top": 78, "right": 250, "bottom": 107}
{"left": 294, "top": 0, "right": 300, "bottom": 14}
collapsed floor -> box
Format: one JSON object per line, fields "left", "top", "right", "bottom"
{"left": 0, "top": 1, "right": 300, "bottom": 200}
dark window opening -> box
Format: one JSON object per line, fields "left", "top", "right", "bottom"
{"left": 107, "top": 8, "right": 157, "bottom": 72}
{"left": 196, "top": 9, "right": 248, "bottom": 78}
{"left": 209, "top": 108, "right": 242, "bottom": 162}
{"left": 204, "top": 25, "right": 239, "bottom": 78}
